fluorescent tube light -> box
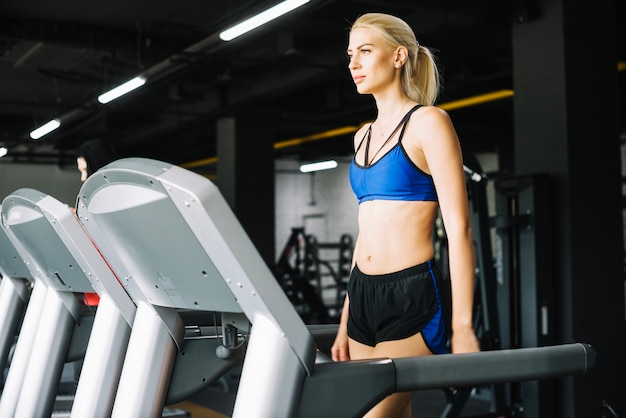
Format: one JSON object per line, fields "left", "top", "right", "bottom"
{"left": 220, "top": 0, "right": 310, "bottom": 41}
{"left": 0, "top": 147, "right": 7, "bottom": 158}
{"left": 30, "top": 119, "right": 61, "bottom": 139}
{"left": 300, "top": 160, "right": 337, "bottom": 173}
{"left": 98, "top": 76, "right": 146, "bottom": 104}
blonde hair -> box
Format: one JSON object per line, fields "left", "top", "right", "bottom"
{"left": 351, "top": 13, "right": 441, "bottom": 105}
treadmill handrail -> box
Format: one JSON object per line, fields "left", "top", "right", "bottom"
{"left": 297, "top": 343, "right": 595, "bottom": 418}
{"left": 393, "top": 342, "right": 595, "bottom": 391}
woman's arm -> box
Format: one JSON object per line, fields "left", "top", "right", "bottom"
{"left": 331, "top": 295, "right": 351, "bottom": 361}
{"left": 410, "top": 106, "right": 480, "bottom": 354}
{"left": 331, "top": 235, "right": 360, "bottom": 361}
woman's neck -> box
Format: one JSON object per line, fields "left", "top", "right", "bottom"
{"left": 374, "top": 86, "right": 412, "bottom": 120}
{"left": 375, "top": 96, "right": 412, "bottom": 125}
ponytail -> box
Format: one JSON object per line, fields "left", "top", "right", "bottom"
{"left": 405, "top": 44, "right": 440, "bottom": 105}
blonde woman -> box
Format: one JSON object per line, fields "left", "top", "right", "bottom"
{"left": 331, "top": 13, "right": 480, "bottom": 418}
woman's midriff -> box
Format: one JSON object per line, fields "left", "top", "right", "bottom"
{"left": 355, "top": 199, "right": 438, "bottom": 275}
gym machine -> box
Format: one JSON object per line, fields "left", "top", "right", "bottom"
{"left": 0, "top": 189, "right": 136, "bottom": 417}
{"left": 467, "top": 168, "right": 616, "bottom": 416}
{"left": 275, "top": 227, "right": 353, "bottom": 322}
{"left": 492, "top": 174, "right": 556, "bottom": 416}
{"left": 73, "top": 157, "right": 595, "bottom": 418}
{"left": 275, "top": 227, "right": 330, "bottom": 322}
{"left": 0, "top": 217, "right": 31, "bottom": 384}
{"left": 1, "top": 187, "right": 240, "bottom": 417}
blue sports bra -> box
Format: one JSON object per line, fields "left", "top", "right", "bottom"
{"left": 350, "top": 104, "right": 438, "bottom": 204}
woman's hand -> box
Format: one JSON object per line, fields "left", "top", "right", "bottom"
{"left": 332, "top": 293, "right": 352, "bottom": 361}
{"left": 331, "top": 326, "right": 351, "bottom": 361}
{"left": 451, "top": 325, "right": 480, "bottom": 354}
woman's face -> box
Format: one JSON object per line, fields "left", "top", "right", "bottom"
{"left": 77, "top": 157, "right": 88, "bottom": 182}
{"left": 347, "top": 27, "right": 396, "bottom": 96}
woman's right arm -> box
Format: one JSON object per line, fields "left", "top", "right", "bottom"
{"left": 331, "top": 235, "right": 359, "bottom": 361}
{"left": 331, "top": 295, "right": 351, "bottom": 361}
{"left": 332, "top": 129, "right": 365, "bottom": 362}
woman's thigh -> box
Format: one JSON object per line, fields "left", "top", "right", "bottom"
{"left": 348, "top": 332, "right": 431, "bottom": 361}
{"left": 348, "top": 333, "right": 432, "bottom": 418}
{"left": 372, "top": 331, "right": 432, "bottom": 358}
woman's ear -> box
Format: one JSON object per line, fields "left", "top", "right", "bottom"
{"left": 394, "top": 46, "right": 408, "bottom": 68}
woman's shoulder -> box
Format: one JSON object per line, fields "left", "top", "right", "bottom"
{"left": 411, "top": 105, "right": 451, "bottom": 124}
{"left": 407, "top": 105, "right": 455, "bottom": 137}
{"left": 404, "top": 105, "right": 459, "bottom": 155}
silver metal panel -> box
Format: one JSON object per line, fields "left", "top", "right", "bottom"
{"left": 1, "top": 189, "right": 139, "bottom": 416}
{"left": 0, "top": 279, "right": 47, "bottom": 417}
{"left": 2, "top": 190, "right": 93, "bottom": 293}
{"left": 0, "top": 213, "right": 31, "bottom": 279}
{"left": 2, "top": 190, "right": 138, "bottom": 325}
{"left": 0, "top": 276, "right": 29, "bottom": 376}
{"left": 78, "top": 178, "right": 240, "bottom": 313}
{"left": 78, "top": 158, "right": 316, "bottom": 374}
{"left": 34, "top": 193, "right": 137, "bottom": 324}
{"left": 111, "top": 301, "right": 180, "bottom": 418}
{"left": 14, "top": 288, "right": 79, "bottom": 417}
{"left": 71, "top": 293, "right": 132, "bottom": 418}
{"left": 2, "top": 188, "right": 136, "bottom": 322}
{"left": 233, "top": 314, "right": 306, "bottom": 418}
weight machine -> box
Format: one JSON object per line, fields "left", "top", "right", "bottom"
{"left": 275, "top": 227, "right": 353, "bottom": 322}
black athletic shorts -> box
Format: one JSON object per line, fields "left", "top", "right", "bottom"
{"left": 346, "top": 260, "right": 451, "bottom": 354}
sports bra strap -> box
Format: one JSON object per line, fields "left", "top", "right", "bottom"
{"left": 397, "top": 104, "right": 423, "bottom": 143}
{"left": 355, "top": 125, "right": 370, "bottom": 153}
{"left": 357, "top": 104, "right": 424, "bottom": 166}
{"left": 355, "top": 104, "right": 423, "bottom": 152}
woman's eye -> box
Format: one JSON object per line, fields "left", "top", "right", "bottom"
{"left": 361, "top": 49, "right": 370, "bottom": 54}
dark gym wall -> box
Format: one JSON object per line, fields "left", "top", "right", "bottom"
{"left": 512, "top": 0, "right": 625, "bottom": 415}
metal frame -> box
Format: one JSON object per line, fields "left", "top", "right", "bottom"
{"left": 0, "top": 220, "right": 31, "bottom": 382}
{"left": 0, "top": 189, "right": 136, "bottom": 417}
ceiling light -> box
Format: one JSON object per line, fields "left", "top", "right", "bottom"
{"left": 0, "top": 147, "right": 7, "bottom": 158}
{"left": 30, "top": 119, "right": 61, "bottom": 139}
{"left": 98, "top": 76, "right": 147, "bottom": 104}
{"left": 219, "top": 0, "right": 310, "bottom": 41}
{"left": 300, "top": 160, "right": 337, "bottom": 173}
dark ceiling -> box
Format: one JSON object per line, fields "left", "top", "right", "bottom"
{"left": 0, "top": 0, "right": 623, "bottom": 174}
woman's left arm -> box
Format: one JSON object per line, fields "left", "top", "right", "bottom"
{"left": 410, "top": 106, "right": 480, "bottom": 354}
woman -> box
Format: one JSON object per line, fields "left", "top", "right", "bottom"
{"left": 331, "top": 13, "right": 480, "bottom": 418}
{"left": 75, "top": 138, "right": 119, "bottom": 182}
